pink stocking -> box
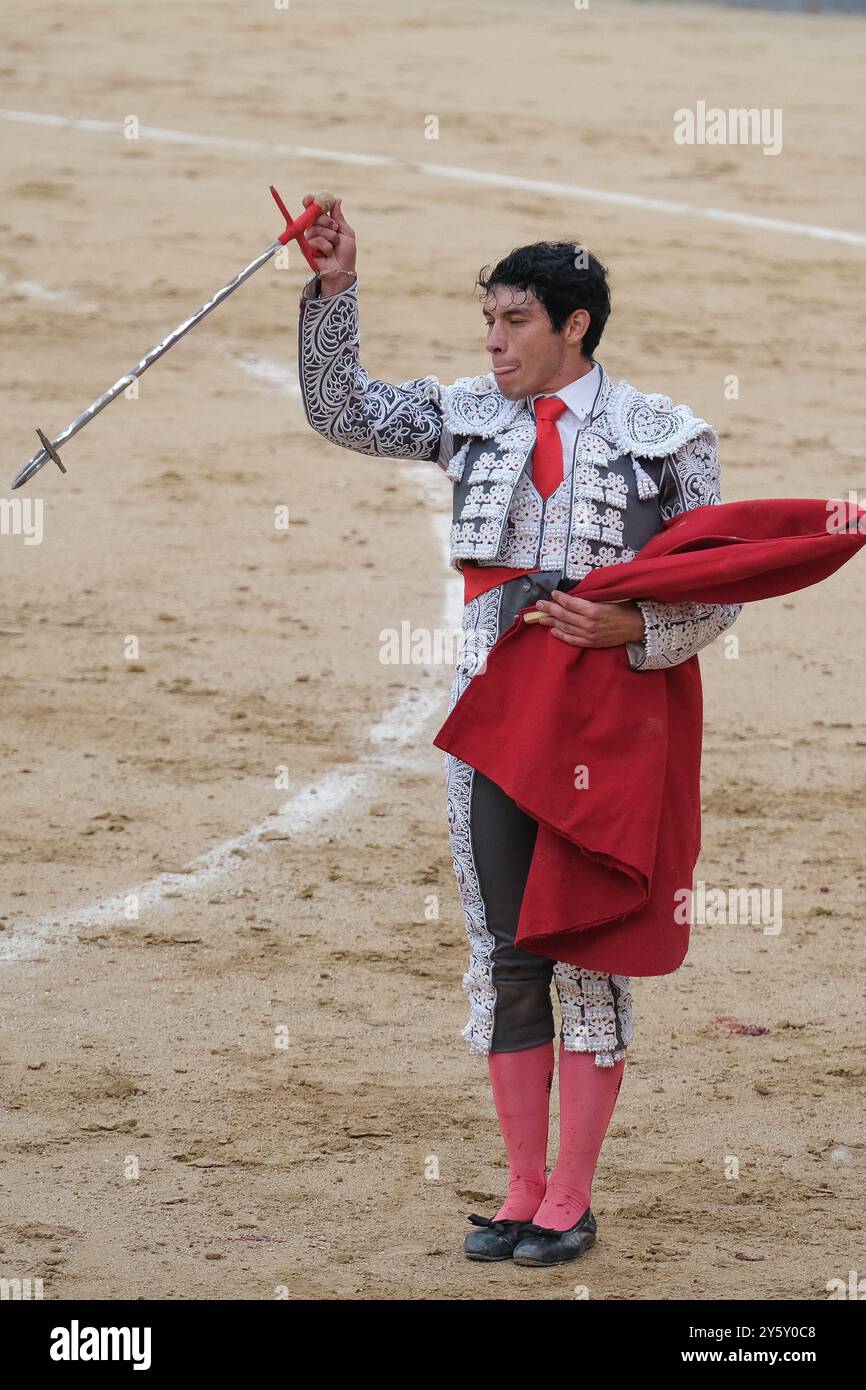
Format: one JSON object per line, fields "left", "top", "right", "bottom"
{"left": 530, "top": 1046, "right": 625, "bottom": 1232}
{"left": 487, "top": 1041, "right": 555, "bottom": 1222}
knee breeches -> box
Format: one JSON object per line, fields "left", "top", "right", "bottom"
{"left": 443, "top": 569, "right": 634, "bottom": 1065}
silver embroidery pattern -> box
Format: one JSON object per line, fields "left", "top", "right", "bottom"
{"left": 659, "top": 433, "right": 724, "bottom": 516}
{"left": 630, "top": 434, "right": 741, "bottom": 670}
{"left": 450, "top": 518, "right": 502, "bottom": 553}
{"left": 297, "top": 282, "right": 444, "bottom": 461}
{"left": 496, "top": 471, "right": 544, "bottom": 566}
{"left": 490, "top": 418, "right": 642, "bottom": 576}
{"left": 440, "top": 374, "right": 524, "bottom": 438}
{"left": 609, "top": 383, "right": 715, "bottom": 460}
{"left": 554, "top": 964, "right": 634, "bottom": 1067}
{"left": 636, "top": 598, "right": 738, "bottom": 668}
{"left": 444, "top": 438, "right": 471, "bottom": 483}
{"left": 576, "top": 430, "right": 617, "bottom": 471}
{"left": 566, "top": 519, "right": 637, "bottom": 580}
{"left": 449, "top": 405, "right": 537, "bottom": 558}
{"left": 576, "top": 425, "right": 658, "bottom": 500}
{"left": 443, "top": 588, "right": 503, "bottom": 1054}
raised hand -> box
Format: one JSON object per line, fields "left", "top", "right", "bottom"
{"left": 301, "top": 194, "right": 356, "bottom": 289}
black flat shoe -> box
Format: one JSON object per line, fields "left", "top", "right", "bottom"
{"left": 463, "top": 1213, "right": 536, "bottom": 1262}
{"left": 512, "top": 1208, "right": 597, "bottom": 1266}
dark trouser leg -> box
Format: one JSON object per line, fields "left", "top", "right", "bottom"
{"left": 469, "top": 769, "right": 555, "bottom": 1052}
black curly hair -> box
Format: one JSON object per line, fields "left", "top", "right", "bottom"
{"left": 476, "top": 240, "right": 612, "bottom": 359}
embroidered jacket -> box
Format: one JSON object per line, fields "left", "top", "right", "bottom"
{"left": 297, "top": 273, "right": 741, "bottom": 670}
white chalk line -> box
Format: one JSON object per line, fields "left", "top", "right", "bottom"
{"left": 2, "top": 685, "right": 446, "bottom": 956}
{"left": 235, "top": 355, "right": 302, "bottom": 398}
{"left": 3, "top": 341, "right": 458, "bottom": 956}
{"left": 0, "top": 269, "right": 97, "bottom": 312}
{"left": 2, "top": 107, "right": 865, "bottom": 248}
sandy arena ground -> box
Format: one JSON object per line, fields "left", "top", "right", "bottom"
{"left": 1, "top": 0, "right": 864, "bottom": 1300}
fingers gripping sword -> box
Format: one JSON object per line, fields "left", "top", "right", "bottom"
{"left": 10, "top": 186, "right": 335, "bottom": 490}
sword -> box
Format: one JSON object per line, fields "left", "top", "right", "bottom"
{"left": 10, "top": 186, "right": 335, "bottom": 490}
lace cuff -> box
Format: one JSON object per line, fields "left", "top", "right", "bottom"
{"left": 299, "top": 270, "right": 358, "bottom": 303}
{"left": 627, "top": 598, "right": 742, "bottom": 670}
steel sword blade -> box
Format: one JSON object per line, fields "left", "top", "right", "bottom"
{"left": 10, "top": 187, "right": 335, "bottom": 489}
{"left": 11, "top": 239, "right": 281, "bottom": 489}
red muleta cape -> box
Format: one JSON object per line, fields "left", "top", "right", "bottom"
{"left": 433, "top": 498, "right": 866, "bottom": 977}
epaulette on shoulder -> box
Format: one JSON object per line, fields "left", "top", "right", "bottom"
{"left": 439, "top": 373, "right": 523, "bottom": 439}
{"left": 609, "top": 380, "right": 717, "bottom": 459}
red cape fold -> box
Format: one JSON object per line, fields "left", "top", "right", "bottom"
{"left": 433, "top": 498, "right": 866, "bottom": 975}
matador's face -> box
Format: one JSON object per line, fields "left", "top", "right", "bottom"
{"left": 482, "top": 285, "right": 590, "bottom": 401}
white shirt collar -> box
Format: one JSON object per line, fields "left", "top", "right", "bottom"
{"left": 530, "top": 363, "right": 600, "bottom": 421}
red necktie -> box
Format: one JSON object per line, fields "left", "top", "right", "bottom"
{"left": 532, "top": 396, "right": 568, "bottom": 500}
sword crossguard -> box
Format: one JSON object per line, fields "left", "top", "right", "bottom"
{"left": 35, "top": 428, "right": 67, "bottom": 473}
{"left": 270, "top": 186, "right": 336, "bottom": 269}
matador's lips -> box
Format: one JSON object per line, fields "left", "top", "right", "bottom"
{"left": 492, "top": 365, "right": 519, "bottom": 377}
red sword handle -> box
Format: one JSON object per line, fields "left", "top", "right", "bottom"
{"left": 270, "top": 186, "right": 336, "bottom": 269}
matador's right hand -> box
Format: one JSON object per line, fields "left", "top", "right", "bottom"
{"left": 301, "top": 194, "right": 357, "bottom": 289}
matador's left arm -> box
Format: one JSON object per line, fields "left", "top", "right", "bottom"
{"left": 625, "top": 433, "right": 742, "bottom": 670}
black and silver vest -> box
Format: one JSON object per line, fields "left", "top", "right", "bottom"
{"left": 439, "top": 361, "right": 717, "bottom": 582}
